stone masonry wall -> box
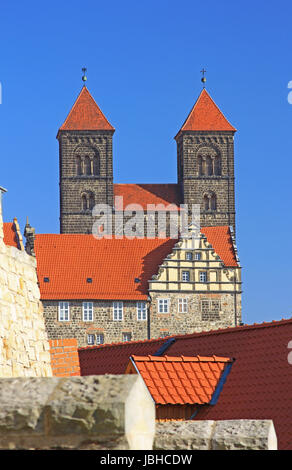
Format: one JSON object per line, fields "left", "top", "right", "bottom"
{"left": 43, "top": 300, "right": 149, "bottom": 347}
{"left": 149, "top": 291, "right": 241, "bottom": 339}
{"left": 0, "top": 207, "right": 52, "bottom": 377}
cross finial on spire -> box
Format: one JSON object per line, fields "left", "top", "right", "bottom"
{"left": 82, "top": 67, "right": 87, "bottom": 85}
{"left": 200, "top": 68, "right": 207, "bottom": 87}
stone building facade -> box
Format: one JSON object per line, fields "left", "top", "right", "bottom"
{"left": 34, "top": 225, "right": 241, "bottom": 348}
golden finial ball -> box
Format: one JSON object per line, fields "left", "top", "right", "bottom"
{"left": 201, "top": 77, "right": 206, "bottom": 84}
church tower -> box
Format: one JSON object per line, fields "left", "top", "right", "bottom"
{"left": 57, "top": 86, "right": 115, "bottom": 234}
{"left": 175, "top": 88, "right": 237, "bottom": 233}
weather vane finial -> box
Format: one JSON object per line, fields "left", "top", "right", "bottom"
{"left": 200, "top": 68, "right": 207, "bottom": 87}
{"left": 82, "top": 67, "right": 87, "bottom": 85}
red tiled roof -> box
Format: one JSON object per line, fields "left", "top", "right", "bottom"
{"left": 79, "top": 319, "right": 292, "bottom": 450}
{"left": 3, "top": 222, "right": 18, "bottom": 248}
{"left": 114, "top": 184, "right": 181, "bottom": 211}
{"left": 34, "top": 226, "right": 238, "bottom": 300}
{"left": 201, "top": 226, "right": 238, "bottom": 267}
{"left": 176, "top": 88, "right": 236, "bottom": 137}
{"left": 127, "top": 355, "right": 232, "bottom": 405}
{"left": 35, "top": 235, "right": 177, "bottom": 300}
{"left": 58, "top": 86, "right": 114, "bottom": 133}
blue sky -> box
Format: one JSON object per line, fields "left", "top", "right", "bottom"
{"left": 0, "top": 0, "right": 291, "bottom": 325}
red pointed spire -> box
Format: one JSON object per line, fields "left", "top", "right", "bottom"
{"left": 175, "top": 88, "right": 236, "bottom": 137}
{"left": 58, "top": 86, "right": 114, "bottom": 134}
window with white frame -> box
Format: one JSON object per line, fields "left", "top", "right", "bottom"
{"left": 137, "top": 301, "right": 147, "bottom": 321}
{"left": 182, "top": 270, "right": 190, "bottom": 282}
{"left": 185, "top": 252, "right": 193, "bottom": 261}
{"left": 158, "top": 298, "right": 170, "bottom": 313}
{"left": 178, "top": 298, "right": 188, "bottom": 313}
{"left": 82, "top": 302, "right": 93, "bottom": 321}
{"left": 199, "top": 271, "right": 208, "bottom": 283}
{"left": 122, "top": 332, "right": 131, "bottom": 342}
{"left": 113, "top": 301, "right": 123, "bottom": 321}
{"left": 58, "top": 302, "right": 70, "bottom": 321}
{"left": 195, "top": 252, "right": 201, "bottom": 261}
{"left": 87, "top": 334, "right": 95, "bottom": 345}
{"left": 96, "top": 334, "right": 104, "bottom": 345}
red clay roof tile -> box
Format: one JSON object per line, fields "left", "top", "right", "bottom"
{"left": 58, "top": 86, "right": 114, "bottom": 133}
{"left": 176, "top": 88, "right": 236, "bottom": 136}
{"left": 3, "top": 222, "right": 18, "bottom": 248}
{"left": 127, "top": 355, "right": 231, "bottom": 405}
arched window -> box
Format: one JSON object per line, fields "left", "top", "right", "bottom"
{"left": 197, "top": 147, "right": 221, "bottom": 177}
{"left": 214, "top": 155, "right": 221, "bottom": 175}
{"left": 206, "top": 156, "right": 213, "bottom": 176}
{"left": 198, "top": 156, "right": 203, "bottom": 176}
{"left": 76, "top": 156, "right": 82, "bottom": 175}
{"left": 203, "top": 194, "right": 210, "bottom": 211}
{"left": 93, "top": 156, "right": 99, "bottom": 176}
{"left": 81, "top": 194, "right": 87, "bottom": 211}
{"left": 84, "top": 156, "right": 91, "bottom": 176}
{"left": 88, "top": 193, "right": 95, "bottom": 210}
{"left": 210, "top": 193, "right": 216, "bottom": 210}
{"left": 203, "top": 192, "right": 216, "bottom": 211}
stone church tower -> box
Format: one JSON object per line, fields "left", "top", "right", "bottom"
{"left": 175, "top": 88, "right": 237, "bottom": 232}
{"left": 57, "top": 86, "right": 115, "bottom": 234}
{"left": 57, "top": 85, "right": 237, "bottom": 235}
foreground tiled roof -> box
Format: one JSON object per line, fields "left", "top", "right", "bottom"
{"left": 35, "top": 235, "right": 177, "bottom": 300}
{"left": 114, "top": 184, "right": 181, "bottom": 211}
{"left": 176, "top": 88, "right": 236, "bottom": 136}
{"left": 77, "top": 319, "right": 292, "bottom": 450}
{"left": 3, "top": 222, "right": 18, "bottom": 248}
{"left": 126, "top": 355, "right": 233, "bottom": 405}
{"left": 58, "top": 86, "right": 114, "bottom": 133}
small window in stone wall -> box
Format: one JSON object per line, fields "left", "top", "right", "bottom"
{"left": 83, "top": 302, "right": 93, "bottom": 321}
{"left": 87, "top": 334, "right": 95, "bottom": 345}
{"left": 137, "top": 301, "right": 147, "bottom": 321}
{"left": 201, "top": 299, "right": 220, "bottom": 321}
{"left": 58, "top": 302, "right": 70, "bottom": 321}
{"left": 122, "top": 332, "right": 132, "bottom": 342}
{"left": 158, "top": 299, "right": 170, "bottom": 313}
{"left": 160, "top": 331, "right": 170, "bottom": 338}
{"left": 96, "top": 334, "right": 104, "bottom": 345}
{"left": 178, "top": 298, "right": 188, "bottom": 313}
{"left": 113, "top": 301, "right": 123, "bottom": 321}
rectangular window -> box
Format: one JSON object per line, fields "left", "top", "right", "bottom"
{"left": 113, "top": 301, "right": 123, "bottom": 321}
{"left": 87, "top": 334, "right": 95, "bottom": 345}
{"left": 96, "top": 334, "right": 104, "bottom": 345}
{"left": 195, "top": 252, "right": 201, "bottom": 261}
{"left": 185, "top": 252, "right": 193, "bottom": 261}
{"left": 158, "top": 298, "right": 170, "bottom": 314}
{"left": 199, "top": 271, "right": 207, "bottom": 283}
{"left": 122, "top": 332, "right": 131, "bottom": 342}
{"left": 82, "top": 302, "right": 93, "bottom": 321}
{"left": 182, "top": 270, "right": 190, "bottom": 282}
{"left": 58, "top": 302, "right": 70, "bottom": 321}
{"left": 178, "top": 298, "right": 188, "bottom": 313}
{"left": 137, "top": 301, "right": 147, "bottom": 321}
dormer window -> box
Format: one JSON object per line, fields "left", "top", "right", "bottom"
{"left": 185, "top": 252, "right": 193, "bottom": 261}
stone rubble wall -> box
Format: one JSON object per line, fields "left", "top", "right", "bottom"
{"left": 0, "top": 210, "right": 52, "bottom": 377}
{"left": 154, "top": 420, "right": 277, "bottom": 450}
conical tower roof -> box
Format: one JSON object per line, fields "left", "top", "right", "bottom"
{"left": 175, "top": 88, "right": 236, "bottom": 138}
{"left": 58, "top": 86, "right": 114, "bottom": 135}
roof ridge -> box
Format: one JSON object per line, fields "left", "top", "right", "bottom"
{"left": 78, "top": 318, "right": 292, "bottom": 352}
